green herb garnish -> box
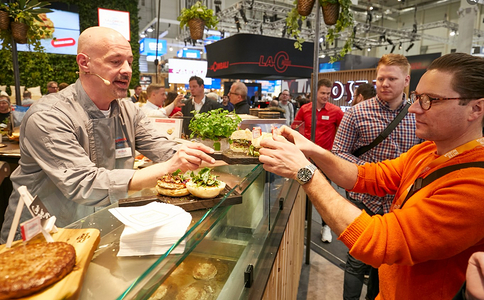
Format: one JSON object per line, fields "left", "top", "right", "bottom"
{"left": 188, "top": 108, "right": 242, "bottom": 140}
{"left": 190, "top": 167, "right": 220, "bottom": 187}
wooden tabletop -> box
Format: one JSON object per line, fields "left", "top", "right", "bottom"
{"left": 0, "top": 139, "right": 20, "bottom": 158}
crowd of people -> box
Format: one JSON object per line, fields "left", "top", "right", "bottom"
{"left": 2, "top": 25, "right": 484, "bottom": 300}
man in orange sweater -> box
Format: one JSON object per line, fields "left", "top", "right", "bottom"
{"left": 258, "top": 52, "right": 484, "bottom": 299}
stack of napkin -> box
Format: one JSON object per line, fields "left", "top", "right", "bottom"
{"left": 109, "top": 202, "right": 192, "bottom": 257}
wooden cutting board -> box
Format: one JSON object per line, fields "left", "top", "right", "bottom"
{"left": 0, "top": 228, "right": 100, "bottom": 300}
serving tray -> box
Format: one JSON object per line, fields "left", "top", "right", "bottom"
{"left": 210, "top": 150, "right": 260, "bottom": 165}
{"left": 118, "top": 185, "right": 242, "bottom": 211}
{"left": 0, "top": 228, "right": 100, "bottom": 300}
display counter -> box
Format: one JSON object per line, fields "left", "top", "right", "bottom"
{"left": 65, "top": 164, "right": 305, "bottom": 300}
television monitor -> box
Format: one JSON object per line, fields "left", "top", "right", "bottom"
{"left": 168, "top": 58, "right": 208, "bottom": 84}
{"left": 16, "top": 8, "right": 80, "bottom": 55}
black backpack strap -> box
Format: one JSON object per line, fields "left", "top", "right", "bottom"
{"left": 400, "top": 161, "right": 484, "bottom": 208}
{"left": 353, "top": 102, "right": 410, "bottom": 158}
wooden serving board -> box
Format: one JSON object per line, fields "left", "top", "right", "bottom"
{"left": 0, "top": 228, "right": 100, "bottom": 300}
{"left": 208, "top": 150, "right": 260, "bottom": 165}
{"left": 119, "top": 185, "right": 242, "bottom": 211}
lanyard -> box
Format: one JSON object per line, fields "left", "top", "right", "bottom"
{"left": 392, "top": 137, "right": 484, "bottom": 210}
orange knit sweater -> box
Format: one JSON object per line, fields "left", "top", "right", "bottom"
{"left": 339, "top": 141, "right": 484, "bottom": 300}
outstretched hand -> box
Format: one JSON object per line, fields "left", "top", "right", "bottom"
{"left": 466, "top": 252, "right": 484, "bottom": 300}
{"left": 258, "top": 130, "right": 311, "bottom": 180}
{"left": 167, "top": 142, "right": 215, "bottom": 172}
{"left": 276, "top": 125, "right": 316, "bottom": 157}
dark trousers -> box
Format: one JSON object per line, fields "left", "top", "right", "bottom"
{"left": 343, "top": 193, "right": 382, "bottom": 300}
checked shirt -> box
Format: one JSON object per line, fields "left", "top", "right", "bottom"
{"left": 332, "top": 95, "right": 424, "bottom": 214}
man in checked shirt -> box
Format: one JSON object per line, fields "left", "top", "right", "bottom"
{"left": 331, "top": 54, "right": 424, "bottom": 300}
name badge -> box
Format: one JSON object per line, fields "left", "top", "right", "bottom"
{"left": 115, "top": 147, "right": 132, "bottom": 159}
{"left": 321, "top": 115, "right": 330, "bottom": 120}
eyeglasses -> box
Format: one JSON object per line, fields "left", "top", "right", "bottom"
{"left": 49, "top": 86, "right": 58, "bottom": 89}
{"left": 409, "top": 91, "right": 476, "bottom": 111}
{"left": 228, "top": 91, "right": 239, "bottom": 96}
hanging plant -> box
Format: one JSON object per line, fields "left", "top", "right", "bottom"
{"left": 177, "top": 1, "right": 218, "bottom": 40}
{"left": 286, "top": 0, "right": 354, "bottom": 63}
{"left": 0, "top": 0, "right": 52, "bottom": 47}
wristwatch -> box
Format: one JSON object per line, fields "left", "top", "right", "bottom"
{"left": 296, "top": 164, "right": 317, "bottom": 185}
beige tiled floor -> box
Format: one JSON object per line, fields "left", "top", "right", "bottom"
{"left": 297, "top": 249, "right": 367, "bottom": 300}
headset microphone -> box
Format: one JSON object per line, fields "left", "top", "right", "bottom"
{"left": 77, "top": 71, "right": 111, "bottom": 85}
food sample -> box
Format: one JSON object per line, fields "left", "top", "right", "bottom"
{"left": 156, "top": 169, "right": 190, "bottom": 197}
{"left": 229, "top": 129, "right": 252, "bottom": 153}
{"left": 148, "top": 284, "right": 168, "bottom": 300}
{"left": 176, "top": 282, "right": 213, "bottom": 300}
{"left": 186, "top": 168, "right": 226, "bottom": 199}
{"left": 0, "top": 242, "right": 76, "bottom": 299}
{"left": 248, "top": 132, "right": 274, "bottom": 156}
{"left": 192, "top": 262, "right": 218, "bottom": 280}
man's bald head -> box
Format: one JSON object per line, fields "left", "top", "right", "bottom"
{"left": 76, "top": 26, "right": 134, "bottom": 109}
{"left": 78, "top": 26, "right": 129, "bottom": 57}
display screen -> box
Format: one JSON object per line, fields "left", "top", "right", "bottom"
{"left": 168, "top": 58, "right": 208, "bottom": 84}
{"left": 15, "top": 8, "right": 80, "bottom": 55}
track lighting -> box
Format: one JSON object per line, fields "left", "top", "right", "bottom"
{"left": 406, "top": 43, "right": 414, "bottom": 52}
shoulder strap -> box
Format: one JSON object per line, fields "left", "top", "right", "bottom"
{"left": 352, "top": 102, "right": 410, "bottom": 157}
{"left": 400, "top": 161, "right": 484, "bottom": 208}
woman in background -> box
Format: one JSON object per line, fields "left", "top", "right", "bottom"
{"left": 165, "top": 92, "right": 182, "bottom": 117}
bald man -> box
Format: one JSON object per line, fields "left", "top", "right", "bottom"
{"left": 1, "top": 27, "right": 215, "bottom": 242}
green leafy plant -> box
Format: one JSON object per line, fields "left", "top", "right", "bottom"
{"left": 7, "top": 0, "right": 52, "bottom": 24}
{"left": 286, "top": 1, "right": 306, "bottom": 51}
{"left": 0, "top": 0, "right": 52, "bottom": 49}
{"left": 325, "top": 0, "right": 354, "bottom": 63}
{"left": 177, "top": 1, "right": 218, "bottom": 30}
{"left": 286, "top": 0, "right": 354, "bottom": 62}
{"left": 190, "top": 167, "right": 222, "bottom": 187}
{"left": 189, "top": 108, "right": 242, "bottom": 140}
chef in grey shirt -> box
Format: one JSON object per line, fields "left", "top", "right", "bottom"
{"left": 1, "top": 26, "right": 215, "bottom": 242}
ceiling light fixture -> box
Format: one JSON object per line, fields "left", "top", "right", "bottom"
{"left": 406, "top": 43, "right": 414, "bottom": 52}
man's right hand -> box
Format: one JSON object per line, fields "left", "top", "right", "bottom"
{"left": 277, "top": 125, "right": 316, "bottom": 157}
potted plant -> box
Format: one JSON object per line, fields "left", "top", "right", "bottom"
{"left": 286, "top": 0, "right": 354, "bottom": 62}
{"left": 3, "top": 0, "right": 52, "bottom": 44}
{"left": 177, "top": 1, "right": 218, "bottom": 40}
{"left": 188, "top": 108, "right": 241, "bottom": 152}
{"left": 0, "top": 4, "right": 9, "bottom": 31}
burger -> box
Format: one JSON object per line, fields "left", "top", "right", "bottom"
{"left": 248, "top": 132, "right": 273, "bottom": 157}
{"left": 156, "top": 169, "right": 190, "bottom": 197}
{"left": 186, "top": 167, "right": 226, "bottom": 199}
{"left": 229, "top": 129, "right": 253, "bottom": 153}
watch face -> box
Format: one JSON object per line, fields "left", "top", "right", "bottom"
{"left": 298, "top": 168, "right": 312, "bottom": 183}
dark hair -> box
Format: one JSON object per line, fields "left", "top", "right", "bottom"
{"left": 134, "top": 84, "right": 141, "bottom": 89}
{"left": 355, "top": 83, "right": 376, "bottom": 100}
{"left": 317, "top": 78, "right": 332, "bottom": 90}
{"left": 165, "top": 92, "right": 178, "bottom": 106}
{"left": 427, "top": 53, "right": 484, "bottom": 104}
{"left": 189, "top": 76, "right": 204, "bottom": 87}
{"left": 23, "top": 90, "right": 32, "bottom": 98}
{"left": 58, "top": 82, "right": 69, "bottom": 90}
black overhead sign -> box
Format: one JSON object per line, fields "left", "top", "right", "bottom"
{"left": 205, "top": 33, "right": 314, "bottom": 80}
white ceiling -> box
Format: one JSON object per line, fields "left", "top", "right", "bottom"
{"left": 137, "top": 0, "right": 484, "bottom": 72}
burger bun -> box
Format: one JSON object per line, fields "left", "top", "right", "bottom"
{"left": 186, "top": 181, "right": 226, "bottom": 199}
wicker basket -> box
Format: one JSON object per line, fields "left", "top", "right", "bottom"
{"left": 11, "top": 21, "right": 29, "bottom": 44}
{"left": 0, "top": 11, "right": 9, "bottom": 31}
{"left": 297, "top": 0, "right": 316, "bottom": 16}
{"left": 188, "top": 18, "right": 205, "bottom": 40}
{"left": 322, "top": 2, "right": 340, "bottom": 26}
